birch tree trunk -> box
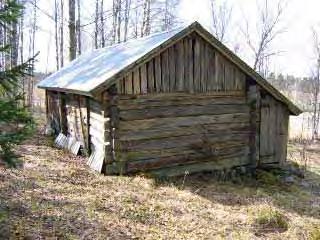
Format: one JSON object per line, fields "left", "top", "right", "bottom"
{"left": 117, "top": 0, "right": 121, "bottom": 43}
{"left": 54, "top": 0, "right": 59, "bottom": 70}
{"left": 60, "top": 0, "right": 64, "bottom": 67}
{"left": 123, "top": 0, "right": 131, "bottom": 42}
{"left": 94, "top": 0, "right": 99, "bottom": 48}
{"left": 76, "top": 0, "right": 81, "bottom": 55}
{"left": 69, "top": 0, "right": 76, "bottom": 61}
{"left": 100, "top": 0, "right": 105, "bottom": 47}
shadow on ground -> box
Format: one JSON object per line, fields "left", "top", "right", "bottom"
{"left": 152, "top": 165, "right": 320, "bottom": 220}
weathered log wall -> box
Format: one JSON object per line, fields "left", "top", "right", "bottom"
{"left": 260, "top": 93, "right": 289, "bottom": 165}
{"left": 46, "top": 91, "right": 61, "bottom": 134}
{"left": 45, "top": 29, "right": 291, "bottom": 175}
{"left": 106, "top": 92, "right": 252, "bottom": 175}
{"left": 116, "top": 33, "right": 246, "bottom": 95}
{"left": 64, "top": 95, "right": 88, "bottom": 148}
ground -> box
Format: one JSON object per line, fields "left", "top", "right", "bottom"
{"left": 0, "top": 121, "right": 319, "bottom": 239}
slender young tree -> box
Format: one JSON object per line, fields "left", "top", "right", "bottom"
{"left": 117, "top": 0, "right": 121, "bottom": 43}
{"left": 141, "top": 0, "right": 151, "bottom": 37}
{"left": 69, "top": 0, "right": 76, "bottom": 61}
{"left": 210, "top": 0, "right": 232, "bottom": 43}
{"left": 311, "top": 28, "right": 320, "bottom": 140}
{"left": 94, "top": 0, "right": 99, "bottom": 48}
{"left": 100, "top": 0, "right": 105, "bottom": 47}
{"left": 54, "top": 0, "right": 59, "bottom": 70}
{"left": 241, "top": 0, "right": 286, "bottom": 76}
{"left": 123, "top": 0, "right": 131, "bottom": 42}
{"left": 60, "top": 0, "right": 64, "bottom": 67}
{"left": 76, "top": 0, "right": 81, "bottom": 55}
{"left": 27, "top": 0, "right": 37, "bottom": 106}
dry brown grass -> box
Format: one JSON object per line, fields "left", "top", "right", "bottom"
{"left": 0, "top": 123, "right": 319, "bottom": 239}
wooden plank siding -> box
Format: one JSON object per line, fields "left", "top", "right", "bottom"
{"left": 260, "top": 93, "right": 289, "bottom": 165}
{"left": 44, "top": 30, "right": 292, "bottom": 176}
{"left": 47, "top": 91, "right": 61, "bottom": 134}
{"left": 105, "top": 92, "right": 252, "bottom": 174}
{"left": 65, "top": 95, "right": 89, "bottom": 149}
{"left": 88, "top": 98, "right": 110, "bottom": 155}
{"left": 116, "top": 33, "right": 246, "bottom": 95}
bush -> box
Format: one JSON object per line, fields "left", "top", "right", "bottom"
{"left": 309, "top": 225, "right": 320, "bottom": 240}
{"left": 0, "top": 96, "right": 34, "bottom": 167}
{"left": 257, "top": 170, "right": 280, "bottom": 185}
{"left": 250, "top": 205, "right": 289, "bottom": 232}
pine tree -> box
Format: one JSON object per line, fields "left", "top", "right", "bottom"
{"left": 0, "top": 0, "right": 35, "bottom": 167}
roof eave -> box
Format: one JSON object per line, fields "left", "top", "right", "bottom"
{"left": 37, "top": 85, "right": 93, "bottom": 97}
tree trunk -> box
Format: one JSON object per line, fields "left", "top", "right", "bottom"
{"left": 19, "top": 1, "right": 25, "bottom": 98}
{"left": 54, "top": 0, "right": 59, "bottom": 70}
{"left": 28, "top": 0, "right": 37, "bottom": 107}
{"left": 112, "top": 0, "right": 117, "bottom": 43}
{"left": 76, "top": 0, "right": 81, "bottom": 55}
{"left": 60, "top": 0, "right": 64, "bottom": 67}
{"left": 123, "top": 0, "right": 131, "bottom": 42}
{"left": 94, "top": 0, "right": 99, "bottom": 48}
{"left": 69, "top": 0, "right": 76, "bottom": 61}
{"left": 100, "top": 0, "right": 105, "bottom": 47}
{"left": 117, "top": 0, "right": 121, "bottom": 43}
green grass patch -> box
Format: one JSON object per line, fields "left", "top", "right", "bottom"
{"left": 309, "top": 225, "right": 320, "bottom": 240}
{"left": 249, "top": 205, "right": 289, "bottom": 232}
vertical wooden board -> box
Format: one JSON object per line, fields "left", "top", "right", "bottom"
{"left": 187, "top": 37, "right": 194, "bottom": 93}
{"left": 183, "top": 37, "right": 189, "bottom": 92}
{"left": 147, "top": 60, "right": 155, "bottom": 93}
{"left": 117, "top": 78, "right": 124, "bottom": 94}
{"left": 204, "top": 42, "right": 210, "bottom": 92}
{"left": 208, "top": 47, "right": 216, "bottom": 91}
{"left": 133, "top": 68, "right": 141, "bottom": 94}
{"left": 267, "top": 95, "right": 276, "bottom": 155}
{"left": 260, "top": 98, "right": 268, "bottom": 157}
{"left": 215, "top": 53, "right": 220, "bottom": 91}
{"left": 140, "top": 64, "right": 148, "bottom": 94}
{"left": 125, "top": 73, "right": 133, "bottom": 94}
{"left": 86, "top": 97, "right": 91, "bottom": 154}
{"left": 221, "top": 56, "right": 226, "bottom": 90}
{"left": 194, "top": 37, "right": 201, "bottom": 92}
{"left": 203, "top": 43, "right": 209, "bottom": 92}
{"left": 154, "top": 55, "right": 162, "bottom": 92}
{"left": 235, "top": 69, "right": 246, "bottom": 91}
{"left": 279, "top": 107, "right": 289, "bottom": 164}
{"left": 199, "top": 40, "right": 204, "bottom": 92}
{"left": 225, "top": 61, "right": 232, "bottom": 91}
{"left": 240, "top": 70, "right": 246, "bottom": 91}
{"left": 176, "top": 40, "right": 184, "bottom": 91}
{"left": 168, "top": 45, "right": 176, "bottom": 92}
{"left": 161, "top": 49, "right": 170, "bottom": 92}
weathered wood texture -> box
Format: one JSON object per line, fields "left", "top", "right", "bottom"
{"left": 109, "top": 92, "right": 252, "bottom": 174}
{"left": 260, "top": 93, "right": 289, "bottom": 165}
{"left": 88, "top": 98, "right": 110, "bottom": 155}
{"left": 116, "top": 33, "right": 246, "bottom": 95}
{"left": 64, "top": 95, "right": 88, "bottom": 148}
{"left": 247, "top": 84, "right": 261, "bottom": 168}
{"left": 47, "top": 91, "right": 61, "bottom": 134}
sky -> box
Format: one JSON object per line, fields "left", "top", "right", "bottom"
{"left": 30, "top": 0, "right": 320, "bottom": 78}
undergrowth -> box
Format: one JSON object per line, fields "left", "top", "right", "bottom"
{"left": 249, "top": 205, "right": 289, "bottom": 232}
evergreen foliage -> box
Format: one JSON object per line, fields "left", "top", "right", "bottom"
{"left": 0, "top": 0, "right": 35, "bottom": 167}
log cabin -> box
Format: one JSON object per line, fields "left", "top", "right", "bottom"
{"left": 37, "top": 22, "right": 302, "bottom": 176}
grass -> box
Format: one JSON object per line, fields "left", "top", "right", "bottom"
{"left": 249, "top": 205, "right": 289, "bottom": 232}
{"left": 0, "top": 123, "right": 319, "bottom": 239}
{"left": 309, "top": 225, "right": 320, "bottom": 240}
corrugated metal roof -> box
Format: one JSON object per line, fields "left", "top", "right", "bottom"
{"left": 37, "top": 26, "right": 185, "bottom": 93}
